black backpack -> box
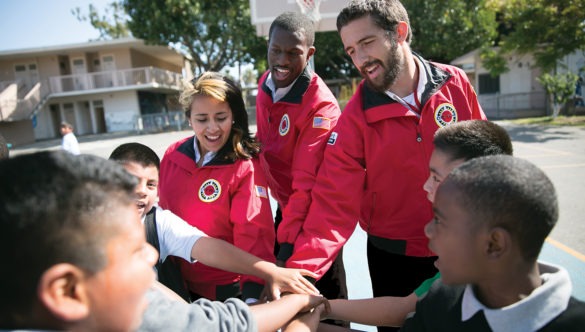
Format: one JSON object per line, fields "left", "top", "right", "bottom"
{"left": 145, "top": 207, "right": 192, "bottom": 302}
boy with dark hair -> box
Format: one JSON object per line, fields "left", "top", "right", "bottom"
{"left": 423, "top": 120, "right": 513, "bottom": 202}
{"left": 59, "top": 121, "right": 80, "bottom": 155}
{"left": 402, "top": 155, "right": 585, "bottom": 331}
{"left": 109, "top": 142, "right": 319, "bottom": 301}
{"left": 0, "top": 151, "right": 157, "bottom": 330}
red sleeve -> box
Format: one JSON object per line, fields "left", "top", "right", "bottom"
{"left": 285, "top": 105, "right": 364, "bottom": 279}
{"left": 229, "top": 159, "right": 276, "bottom": 289}
{"left": 277, "top": 94, "right": 341, "bottom": 250}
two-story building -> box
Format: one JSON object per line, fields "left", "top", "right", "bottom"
{"left": 0, "top": 37, "right": 188, "bottom": 146}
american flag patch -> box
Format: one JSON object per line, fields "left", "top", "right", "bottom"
{"left": 313, "top": 117, "right": 331, "bottom": 130}
{"left": 255, "top": 185, "right": 268, "bottom": 198}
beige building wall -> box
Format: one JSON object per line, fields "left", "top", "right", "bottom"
{"left": 130, "top": 49, "right": 182, "bottom": 72}
{"left": 0, "top": 120, "right": 35, "bottom": 146}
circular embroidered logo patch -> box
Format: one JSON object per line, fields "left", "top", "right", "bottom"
{"left": 279, "top": 114, "right": 290, "bottom": 136}
{"left": 434, "top": 103, "right": 458, "bottom": 127}
{"left": 199, "top": 179, "right": 221, "bottom": 202}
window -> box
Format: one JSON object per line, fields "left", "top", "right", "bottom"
{"left": 478, "top": 73, "right": 500, "bottom": 94}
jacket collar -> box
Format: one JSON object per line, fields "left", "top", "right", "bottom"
{"left": 361, "top": 53, "right": 451, "bottom": 112}
{"left": 176, "top": 136, "right": 236, "bottom": 167}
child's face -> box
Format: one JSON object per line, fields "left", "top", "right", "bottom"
{"left": 84, "top": 203, "right": 157, "bottom": 331}
{"left": 123, "top": 161, "right": 159, "bottom": 218}
{"left": 188, "top": 95, "right": 233, "bottom": 157}
{"left": 423, "top": 148, "right": 465, "bottom": 203}
{"left": 424, "top": 185, "right": 486, "bottom": 285}
{"left": 60, "top": 125, "right": 71, "bottom": 136}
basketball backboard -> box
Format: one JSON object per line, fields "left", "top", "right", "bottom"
{"left": 249, "top": 0, "right": 347, "bottom": 37}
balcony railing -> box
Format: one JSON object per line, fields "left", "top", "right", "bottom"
{"left": 48, "top": 66, "right": 183, "bottom": 94}
{"left": 0, "top": 67, "right": 183, "bottom": 122}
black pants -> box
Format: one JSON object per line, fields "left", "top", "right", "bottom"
{"left": 367, "top": 238, "right": 437, "bottom": 332}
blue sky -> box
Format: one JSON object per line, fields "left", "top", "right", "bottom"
{"left": 0, "top": 0, "right": 113, "bottom": 52}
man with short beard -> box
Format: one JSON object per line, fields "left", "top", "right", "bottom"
{"left": 284, "top": 1, "right": 486, "bottom": 331}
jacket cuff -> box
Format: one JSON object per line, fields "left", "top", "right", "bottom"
{"left": 241, "top": 281, "right": 264, "bottom": 301}
{"left": 276, "top": 243, "right": 294, "bottom": 262}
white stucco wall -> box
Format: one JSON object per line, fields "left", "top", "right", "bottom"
{"left": 103, "top": 90, "right": 140, "bottom": 132}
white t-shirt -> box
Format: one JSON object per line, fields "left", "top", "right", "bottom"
{"left": 142, "top": 205, "right": 207, "bottom": 263}
{"left": 61, "top": 132, "right": 80, "bottom": 155}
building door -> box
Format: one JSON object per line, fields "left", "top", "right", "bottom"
{"left": 71, "top": 57, "right": 87, "bottom": 89}
{"left": 63, "top": 103, "right": 76, "bottom": 130}
{"left": 49, "top": 104, "right": 61, "bottom": 138}
{"left": 102, "top": 55, "right": 116, "bottom": 86}
{"left": 93, "top": 100, "right": 107, "bottom": 133}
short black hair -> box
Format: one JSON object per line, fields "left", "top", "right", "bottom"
{"left": 109, "top": 142, "right": 160, "bottom": 171}
{"left": 337, "top": 0, "right": 412, "bottom": 43}
{"left": 0, "top": 151, "right": 138, "bottom": 321}
{"left": 440, "top": 155, "right": 558, "bottom": 261}
{"left": 433, "top": 120, "right": 513, "bottom": 162}
{"left": 269, "top": 11, "right": 316, "bottom": 47}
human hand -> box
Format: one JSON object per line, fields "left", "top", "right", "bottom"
{"left": 281, "top": 301, "right": 331, "bottom": 332}
{"left": 266, "top": 266, "right": 320, "bottom": 300}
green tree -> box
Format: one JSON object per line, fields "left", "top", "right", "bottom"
{"left": 313, "top": 31, "right": 359, "bottom": 81}
{"left": 122, "top": 0, "right": 266, "bottom": 74}
{"left": 77, "top": 1, "right": 267, "bottom": 75}
{"left": 490, "top": 0, "right": 585, "bottom": 73}
{"left": 72, "top": 2, "right": 130, "bottom": 39}
{"left": 538, "top": 72, "right": 579, "bottom": 118}
{"left": 403, "top": 0, "right": 498, "bottom": 63}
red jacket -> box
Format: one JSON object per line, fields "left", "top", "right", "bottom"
{"left": 256, "top": 68, "right": 341, "bottom": 260}
{"left": 287, "top": 55, "right": 487, "bottom": 278}
{"left": 158, "top": 136, "right": 275, "bottom": 300}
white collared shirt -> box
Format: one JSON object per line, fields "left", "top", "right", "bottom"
{"left": 193, "top": 138, "right": 217, "bottom": 166}
{"left": 461, "top": 262, "right": 572, "bottom": 332}
{"left": 385, "top": 56, "right": 427, "bottom": 116}
{"left": 266, "top": 72, "right": 300, "bottom": 102}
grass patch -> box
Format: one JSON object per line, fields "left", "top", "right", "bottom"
{"left": 507, "top": 115, "right": 585, "bottom": 127}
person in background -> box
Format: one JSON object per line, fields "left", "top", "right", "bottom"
{"left": 255, "top": 11, "right": 347, "bottom": 324}
{"left": 158, "top": 72, "right": 276, "bottom": 303}
{"left": 59, "top": 121, "right": 80, "bottom": 155}
{"left": 286, "top": 2, "right": 486, "bottom": 330}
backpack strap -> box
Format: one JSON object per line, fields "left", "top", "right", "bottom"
{"left": 144, "top": 206, "right": 161, "bottom": 260}
{"left": 144, "top": 206, "right": 192, "bottom": 302}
